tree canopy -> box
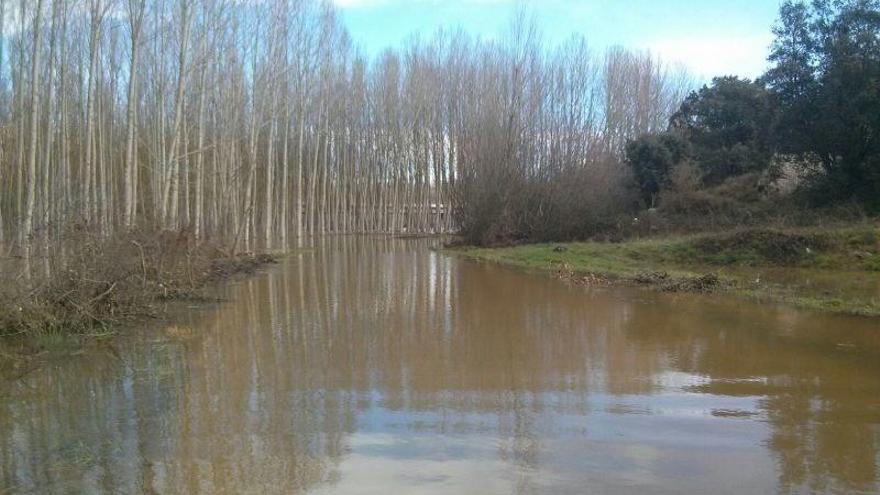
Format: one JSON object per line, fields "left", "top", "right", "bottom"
{"left": 670, "top": 77, "right": 775, "bottom": 185}
{"left": 764, "top": 0, "right": 880, "bottom": 207}
{"left": 626, "top": 132, "right": 690, "bottom": 207}
{"left": 628, "top": 0, "right": 880, "bottom": 211}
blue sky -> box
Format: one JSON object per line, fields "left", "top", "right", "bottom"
{"left": 334, "top": 0, "right": 784, "bottom": 80}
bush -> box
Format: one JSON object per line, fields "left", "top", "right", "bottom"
{"left": 0, "top": 227, "right": 275, "bottom": 339}
{"left": 455, "top": 157, "right": 637, "bottom": 246}
{"left": 649, "top": 166, "right": 777, "bottom": 229}
{"left": 626, "top": 132, "right": 690, "bottom": 207}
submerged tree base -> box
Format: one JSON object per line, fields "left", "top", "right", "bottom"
{"left": 0, "top": 229, "right": 278, "bottom": 377}
{"left": 450, "top": 225, "right": 880, "bottom": 317}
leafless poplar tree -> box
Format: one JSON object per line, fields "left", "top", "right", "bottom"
{"left": 0, "top": 0, "right": 691, "bottom": 253}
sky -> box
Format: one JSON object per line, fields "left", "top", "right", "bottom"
{"left": 333, "top": 0, "right": 784, "bottom": 81}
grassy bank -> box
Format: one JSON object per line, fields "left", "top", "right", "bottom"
{"left": 0, "top": 229, "right": 277, "bottom": 377}
{"left": 451, "top": 225, "right": 880, "bottom": 316}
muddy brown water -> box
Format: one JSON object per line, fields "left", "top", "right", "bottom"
{"left": 1, "top": 237, "right": 879, "bottom": 494}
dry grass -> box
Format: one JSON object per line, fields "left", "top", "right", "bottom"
{"left": 0, "top": 227, "right": 276, "bottom": 364}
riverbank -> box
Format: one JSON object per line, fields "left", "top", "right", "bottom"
{"left": 450, "top": 225, "right": 880, "bottom": 316}
{"left": 0, "top": 230, "right": 278, "bottom": 378}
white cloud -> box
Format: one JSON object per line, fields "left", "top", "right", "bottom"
{"left": 332, "top": 0, "right": 774, "bottom": 80}
{"left": 332, "top": 0, "right": 513, "bottom": 8}
{"left": 646, "top": 33, "right": 774, "bottom": 80}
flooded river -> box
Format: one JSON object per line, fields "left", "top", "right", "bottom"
{"left": 1, "top": 238, "right": 879, "bottom": 494}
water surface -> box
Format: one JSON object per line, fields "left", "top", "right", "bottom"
{"left": 2, "top": 237, "right": 879, "bottom": 494}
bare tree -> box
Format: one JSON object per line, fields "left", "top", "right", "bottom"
{"left": 123, "top": 0, "right": 146, "bottom": 229}
{"left": 22, "top": 0, "right": 44, "bottom": 248}
{"left": 0, "top": 0, "right": 690, "bottom": 255}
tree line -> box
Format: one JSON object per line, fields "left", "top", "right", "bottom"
{"left": 0, "top": 0, "right": 689, "bottom": 252}
{"left": 627, "top": 0, "right": 880, "bottom": 222}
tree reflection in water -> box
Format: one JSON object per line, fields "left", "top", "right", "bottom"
{"left": 1, "top": 237, "right": 878, "bottom": 494}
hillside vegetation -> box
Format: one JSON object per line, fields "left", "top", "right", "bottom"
{"left": 458, "top": 0, "right": 880, "bottom": 246}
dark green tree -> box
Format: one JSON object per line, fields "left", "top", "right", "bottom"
{"left": 625, "top": 132, "right": 690, "bottom": 207}
{"left": 670, "top": 76, "right": 776, "bottom": 185}
{"left": 764, "top": 0, "right": 880, "bottom": 208}
{"left": 763, "top": 0, "right": 820, "bottom": 154}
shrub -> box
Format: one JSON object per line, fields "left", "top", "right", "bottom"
{"left": 455, "top": 156, "right": 637, "bottom": 246}
{"left": 626, "top": 132, "right": 690, "bottom": 207}
{"left": 0, "top": 227, "right": 275, "bottom": 339}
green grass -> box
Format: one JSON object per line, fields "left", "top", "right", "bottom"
{"left": 450, "top": 225, "right": 880, "bottom": 317}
